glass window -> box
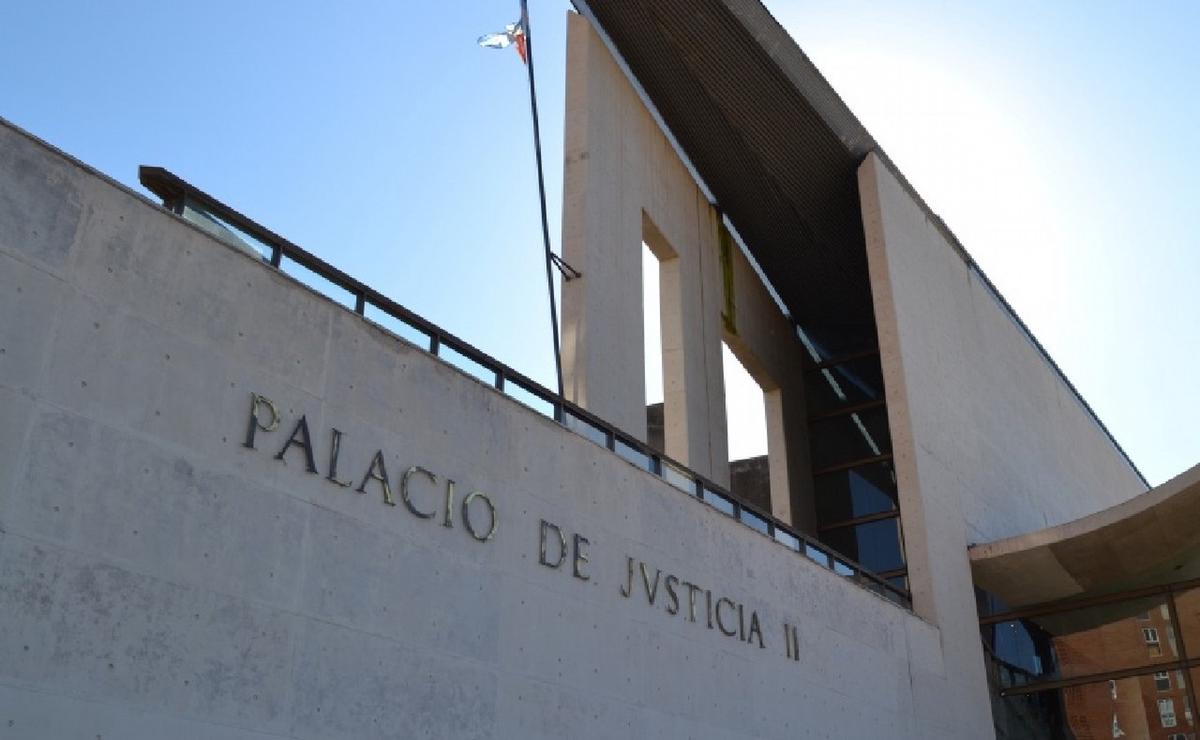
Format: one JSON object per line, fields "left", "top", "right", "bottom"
{"left": 739, "top": 508, "right": 770, "bottom": 536}
{"left": 809, "top": 406, "right": 891, "bottom": 471}
{"left": 660, "top": 460, "right": 695, "bottom": 493}
{"left": 984, "top": 595, "right": 1179, "bottom": 688}
{"left": 822, "top": 516, "right": 905, "bottom": 574}
{"left": 702, "top": 487, "right": 735, "bottom": 517}
{"left": 773, "top": 529, "right": 799, "bottom": 551}
{"left": 1156, "top": 671, "right": 1172, "bottom": 691}
{"left": 562, "top": 409, "right": 608, "bottom": 448}
{"left": 804, "top": 544, "right": 830, "bottom": 568}
{"left": 803, "top": 355, "right": 884, "bottom": 415}
{"left": 1144, "top": 626, "right": 1163, "bottom": 657}
{"left": 814, "top": 462, "right": 897, "bottom": 524}
{"left": 997, "top": 672, "right": 1196, "bottom": 740}
{"left": 614, "top": 438, "right": 653, "bottom": 471}
{"left": 1159, "top": 697, "right": 1177, "bottom": 728}
{"left": 1172, "top": 587, "right": 1200, "bottom": 657}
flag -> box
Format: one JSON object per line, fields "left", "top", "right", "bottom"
{"left": 478, "top": 19, "right": 527, "bottom": 64}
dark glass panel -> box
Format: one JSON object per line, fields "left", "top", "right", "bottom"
{"left": 821, "top": 517, "right": 905, "bottom": 574}
{"left": 1172, "top": 587, "right": 1200, "bottom": 658}
{"left": 977, "top": 586, "right": 1016, "bottom": 620}
{"left": 814, "top": 462, "right": 898, "bottom": 523}
{"left": 995, "top": 672, "right": 1196, "bottom": 739}
{"left": 886, "top": 575, "right": 909, "bottom": 594}
{"left": 985, "top": 596, "right": 1179, "bottom": 689}
{"left": 803, "top": 356, "right": 885, "bottom": 415}
{"left": 809, "top": 405, "right": 892, "bottom": 470}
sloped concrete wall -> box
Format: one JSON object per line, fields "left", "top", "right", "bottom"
{"left": 859, "top": 153, "right": 1145, "bottom": 546}
{"left": 0, "top": 120, "right": 964, "bottom": 739}
{"left": 859, "top": 152, "right": 1149, "bottom": 737}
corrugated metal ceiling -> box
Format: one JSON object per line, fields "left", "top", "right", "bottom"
{"left": 580, "top": 0, "right": 879, "bottom": 332}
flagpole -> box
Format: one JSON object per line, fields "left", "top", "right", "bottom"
{"left": 519, "top": 0, "right": 566, "bottom": 404}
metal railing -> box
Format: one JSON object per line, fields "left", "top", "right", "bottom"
{"left": 138, "top": 165, "right": 912, "bottom": 609}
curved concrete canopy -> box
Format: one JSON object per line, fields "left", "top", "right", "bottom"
{"left": 970, "top": 463, "right": 1200, "bottom": 609}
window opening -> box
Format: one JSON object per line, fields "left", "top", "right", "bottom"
{"left": 722, "top": 341, "right": 771, "bottom": 514}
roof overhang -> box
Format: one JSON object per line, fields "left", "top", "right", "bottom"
{"left": 971, "top": 463, "right": 1200, "bottom": 609}
{"left": 573, "top": 0, "right": 879, "bottom": 339}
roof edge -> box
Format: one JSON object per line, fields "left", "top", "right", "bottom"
{"left": 868, "top": 150, "right": 1149, "bottom": 490}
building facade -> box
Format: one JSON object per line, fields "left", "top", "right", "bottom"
{"left": 0, "top": 3, "right": 1186, "bottom": 739}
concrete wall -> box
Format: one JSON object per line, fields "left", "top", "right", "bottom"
{"left": 560, "top": 14, "right": 813, "bottom": 528}
{"left": 0, "top": 119, "right": 965, "bottom": 738}
{"left": 859, "top": 152, "right": 1148, "bottom": 737}
{"left": 561, "top": 11, "right": 728, "bottom": 482}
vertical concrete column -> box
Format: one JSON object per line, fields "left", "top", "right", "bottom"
{"left": 858, "top": 152, "right": 995, "bottom": 735}
{"left": 649, "top": 205, "right": 729, "bottom": 485}
{"left": 560, "top": 13, "right": 728, "bottom": 484}
{"left": 721, "top": 231, "right": 816, "bottom": 533}
{"left": 560, "top": 13, "right": 646, "bottom": 437}
{"left": 693, "top": 199, "right": 732, "bottom": 486}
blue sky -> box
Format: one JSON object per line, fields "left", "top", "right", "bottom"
{"left": 3, "top": 1, "right": 1196, "bottom": 485}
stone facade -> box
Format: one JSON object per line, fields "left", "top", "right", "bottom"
{"left": 1, "top": 118, "right": 954, "bottom": 738}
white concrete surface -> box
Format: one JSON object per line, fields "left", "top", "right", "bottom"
{"left": 971, "top": 461, "right": 1200, "bottom": 606}
{"left": 860, "top": 152, "right": 1148, "bottom": 737}
{"left": 0, "top": 118, "right": 962, "bottom": 738}
{"left": 560, "top": 14, "right": 814, "bottom": 527}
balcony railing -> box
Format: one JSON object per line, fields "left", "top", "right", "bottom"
{"left": 138, "top": 165, "right": 912, "bottom": 609}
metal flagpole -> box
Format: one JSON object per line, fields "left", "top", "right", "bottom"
{"left": 518, "top": 0, "right": 566, "bottom": 403}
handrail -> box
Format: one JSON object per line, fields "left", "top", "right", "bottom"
{"left": 138, "top": 165, "right": 912, "bottom": 609}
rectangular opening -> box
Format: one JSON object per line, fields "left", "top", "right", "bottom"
{"left": 642, "top": 241, "right": 665, "bottom": 450}
{"left": 722, "top": 341, "right": 772, "bottom": 514}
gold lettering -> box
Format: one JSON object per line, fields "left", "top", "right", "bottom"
{"left": 325, "top": 428, "right": 351, "bottom": 487}
{"left": 664, "top": 575, "right": 680, "bottom": 615}
{"left": 640, "top": 563, "right": 661, "bottom": 605}
{"left": 400, "top": 466, "right": 437, "bottom": 518}
{"left": 715, "top": 597, "right": 737, "bottom": 637}
{"left": 356, "top": 450, "right": 394, "bottom": 505}
{"left": 572, "top": 534, "right": 590, "bottom": 581}
{"left": 442, "top": 478, "right": 455, "bottom": 528}
{"left": 784, "top": 623, "right": 799, "bottom": 660}
{"left": 461, "top": 491, "right": 496, "bottom": 542}
{"left": 243, "top": 393, "right": 279, "bottom": 449}
{"left": 275, "top": 415, "right": 318, "bottom": 473}
{"left": 748, "top": 610, "right": 764, "bottom": 648}
{"left": 539, "top": 520, "right": 567, "bottom": 568}
{"left": 619, "top": 556, "right": 635, "bottom": 598}
{"left": 684, "top": 582, "right": 701, "bottom": 622}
